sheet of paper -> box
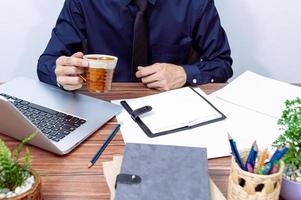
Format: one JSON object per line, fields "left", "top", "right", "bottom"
{"left": 103, "top": 155, "right": 123, "bottom": 200}
{"left": 112, "top": 88, "right": 281, "bottom": 159}
{"left": 125, "top": 87, "right": 223, "bottom": 134}
{"left": 103, "top": 156, "right": 226, "bottom": 200}
{"left": 214, "top": 70, "right": 301, "bottom": 119}
{"left": 103, "top": 161, "right": 116, "bottom": 200}
{"left": 210, "top": 179, "right": 226, "bottom": 200}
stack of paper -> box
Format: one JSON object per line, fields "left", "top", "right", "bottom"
{"left": 112, "top": 71, "right": 300, "bottom": 158}
{"left": 214, "top": 71, "right": 301, "bottom": 119}
{"left": 102, "top": 156, "right": 226, "bottom": 200}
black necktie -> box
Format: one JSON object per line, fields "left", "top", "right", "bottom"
{"left": 131, "top": 0, "right": 149, "bottom": 82}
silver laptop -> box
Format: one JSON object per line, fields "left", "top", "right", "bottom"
{"left": 0, "top": 77, "right": 121, "bottom": 155}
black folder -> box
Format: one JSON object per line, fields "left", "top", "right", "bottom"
{"left": 121, "top": 87, "right": 226, "bottom": 137}
{"left": 115, "top": 143, "right": 210, "bottom": 200}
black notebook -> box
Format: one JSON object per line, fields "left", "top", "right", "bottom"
{"left": 121, "top": 87, "right": 226, "bottom": 137}
{"left": 115, "top": 143, "right": 210, "bottom": 200}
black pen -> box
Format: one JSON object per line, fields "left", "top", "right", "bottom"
{"left": 88, "top": 124, "right": 121, "bottom": 168}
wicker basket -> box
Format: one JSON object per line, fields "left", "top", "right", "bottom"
{"left": 6, "top": 169, "right": 43, "bottom": 200}
{"left": 227, "top": 150, "right": 285, "bottom": 200}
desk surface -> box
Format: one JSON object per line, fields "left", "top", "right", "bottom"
{"left": 2, "top": 83, "right": 296, "bottom": 200}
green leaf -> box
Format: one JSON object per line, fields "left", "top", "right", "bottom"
{"left": 275, "top": 97, "right": 301, "bottom": 168}
{"left": 24, "top": 147, "right": 31, "bottom": 171}
{"left": 0, "top": 133, "right": 35, "bottom": 190}
{"left": 14, "top": 133, "right": 36, "bottom": 159}
{"left": 0, "top": 139, "right": 11, "bottom": 158}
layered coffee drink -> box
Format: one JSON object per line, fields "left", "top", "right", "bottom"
{"left": 83, "top": 55, "right": 118, "bottom": 93}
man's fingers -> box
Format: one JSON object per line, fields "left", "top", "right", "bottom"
{"left": 63, "top": 84, "right": 83, "bottom": 91}
{"left": 141, "top": 73, "right": 162, "bottom": 84}
{"left": 72, "top": 52, "right": 84, "bottom": 58}
{"left": 146, "top": 80, "right": 164, "bottom": 89}
{"left": 57, "top": 76, "right": 83, "bottom": 85}
{"left": 56, "top": 66, "right": 84, "bottom": 76}
{"left": 146, "top": 79, "right": 170, "bottom": 91}
{"left": 55, "top": 53, "right": 87, "bottom": 91}
{"left": 136, "top": 63, "right": 161, "bottom": 78}
{"left": 56, "top": 56, "right": 89, "bottom": 68}
{"left": 62, "top": 56, "right": 89, "bottom": 67}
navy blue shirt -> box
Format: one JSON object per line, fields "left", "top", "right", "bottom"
{"left": 38, "top": 0, "right": 233, "bottom": 86}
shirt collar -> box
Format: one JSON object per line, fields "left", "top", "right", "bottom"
{"left": 121, "top": 0, "right": 157, "bottom": 6}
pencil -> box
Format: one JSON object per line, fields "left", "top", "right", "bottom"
{"left": 88, "top": 124, "right": 121, "bottom": 168}
{"left": 251, "top": 142, "right": 258, "bottom": 167}
{"left": 263, "top": 144, "right": 290, "bottom": 175}
{"left": 269, "top": 145, "right": 282, "bottom": 164}
{"left": 246, "top": 163, "right": 254, "bottom": 173}
{"left": 276, "top": 143, "right": 290, "bottom": 160}
{"left": 270, "top": 162, "right": 279, "bottom": 174}
{"left": 262, "top": 162, "right": 273, "bottom": 175}
{"left": 254, "top": 148, "right": 268, "bottom": 174}
{"left": 245, "top": 141, "right": 256, "bottom": 169}
{"left": 228, "top": 133, "right": 245, "bottom": 170}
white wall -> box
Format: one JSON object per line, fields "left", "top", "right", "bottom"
{"left": 215, "top": 0, "right": 301, "bottom": 83}
{"left": 0, "top": 0, "right": 63, "bottom": 82}
{"left": 0, "top": 0, "right": 300, "bottom": 83}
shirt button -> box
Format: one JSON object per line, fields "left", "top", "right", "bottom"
{"left": 192, "top": 79, "right": 197, "bottom": 84}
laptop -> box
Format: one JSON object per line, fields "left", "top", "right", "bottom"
{"left": 0, "top": 77, "right": 121, "bottom": 155}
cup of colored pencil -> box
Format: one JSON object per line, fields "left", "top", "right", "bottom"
{"left": 227, "top": 133, "right": 289, "bottom": 175}
{"left": 227, "top": 133, "right": 287, "bottom": 200}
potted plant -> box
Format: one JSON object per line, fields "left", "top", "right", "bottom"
{"left": 273, "top": 97, "right": 301, "bottom": 200}
{"left": 0, "top": 133, "right": 42, "bottom": 199}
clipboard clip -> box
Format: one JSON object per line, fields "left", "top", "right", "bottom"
{"left": 131, "top": 105, "right": 152, "bottom": 121}
{"left": 115, "top": 173, "right": 142, "bottom": 189}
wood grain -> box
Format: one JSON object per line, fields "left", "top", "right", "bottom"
{"left": 1, "top": 83, "right": 299, "bottom": 199}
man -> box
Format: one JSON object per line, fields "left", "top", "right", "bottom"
{"left": 38, "top": 0, "right": 233, "bottom": 91}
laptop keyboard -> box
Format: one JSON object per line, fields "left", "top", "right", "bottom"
{"left": 0, "top": 93, "right": 86, "bottom": 142}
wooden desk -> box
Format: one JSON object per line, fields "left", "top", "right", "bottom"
{"left": 0, "top": 83, "right": 249, "bottom": 199}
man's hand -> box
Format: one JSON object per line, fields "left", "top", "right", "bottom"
{"left": 55, "top": 52, "right": 89, "bottom": 91}
{"left": 136, "top": 63, "right": 187, "bottom": 91}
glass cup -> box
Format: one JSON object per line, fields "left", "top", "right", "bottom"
{"left": 82, "top": 54, "right": 118, "bottom": 93}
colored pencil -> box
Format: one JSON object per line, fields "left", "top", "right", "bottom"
{"left": 245, "top": 141, "right": 255, "bottom": 168}
{"left": 252, "top": 143, "right": 258, "bottom": 166}
{"left": 262, "top": 162, "right": 273, "bottom": 175}
{"left": 254, "top": 148, "right": 268, "bottom": 174}
{"left": 88, "top": 124, "right": 121, "bottom": 168}
{"left": 246, "top": 163, "right": 254, "bottom": 173}
{"left": 276, "top": 144, "right": 290, "bottom": 160}
{"left": 228, "top": 133, "right": 245, "bottom": 170}
{"left": 269, "top": 146, "right": 281, "bottom": 164}
{"left": 245, "top": 141, "right": 257, "bottom": 169}
{"left": 270, "top": 163, "right": 279, "bottom": 174}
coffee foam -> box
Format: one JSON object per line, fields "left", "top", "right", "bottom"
{"left": 84, "top": 54, "right": 118, "bottom": 69}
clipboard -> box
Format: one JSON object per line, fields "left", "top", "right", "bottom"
{"left": 120, "top": 87, "right": 226, "bottom": 138}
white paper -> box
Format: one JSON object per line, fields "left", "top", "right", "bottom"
{"left": 125, "top": 87, "right": 223, "bottom": 134}
{"left": 112, "top": 88, "right": 281, "bottom": 159}
{"left": 214, "top": 71, "right": 301, "bottom": 119}
{"left": 103, "top": 155, "right": 123, "bottom": 200}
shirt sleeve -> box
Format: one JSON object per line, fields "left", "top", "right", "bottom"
{"left": 37, "top": 0, "right": 86, "bottom": 86}
{"left": 182, "top": 0, "right": 233, "bottom": 86}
